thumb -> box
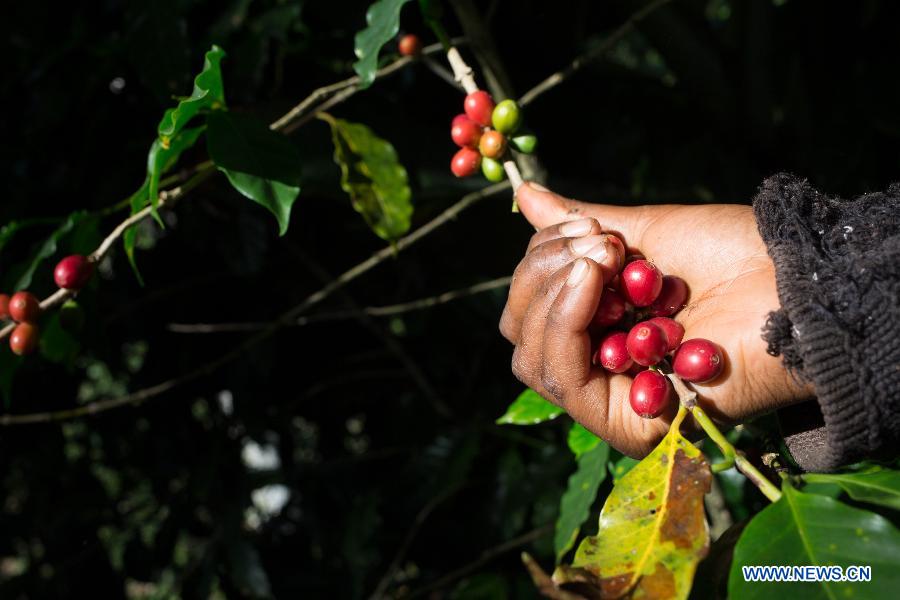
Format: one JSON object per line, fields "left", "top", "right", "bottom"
{"left": 516, "top": 182, "right": 645, "bottom": 248}
{"left": 516, "top": 182, "right": 583, "bottom": 230}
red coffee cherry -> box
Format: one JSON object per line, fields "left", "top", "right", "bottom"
{"left": 595, "top": 331, "right": 633, "bottom": 373}
{"left": 649, "top": 275, "right": 688, "bottom": 317}
{"left": 9, "top": 323, "right": 39, "bottom": 356}
{"left": 451, "top": 114, "right": 482, "bottom": 148}
{"left": 451, "top": 147, "right": 482, "bottom": 178}
{"left": 629, "top": 369, "right": 672, "bottom": 418}
{"left": 478, "top": 130, "right": 507, "bottom": 159}
{"left": 620, "top": 259, "right": 663, "bottom": 307}
{"left": 647, "top": 317, "right": 684, "bottom": 352}
{"left": 54, "top": 255, "right": 94, "bottom": 290}
{"left": 398, "top": 34, "right": 422, "bottom": 57}
{"left": 626, "top": 321, "right": 668, "bottom": 366}
{"left": 591, "top": 287, "right": 626, "bottom": 328}
{"left": 673, "top": 338, "right": 724, "bottom": 383}
{"left": 0, "top": 294, "right": 9, "bottom": 320}
{"left": 8, "top": 291, "right": 41, "bottom": 323}
{"left": 464, "top": 90, "right": 495, "bottom": 127}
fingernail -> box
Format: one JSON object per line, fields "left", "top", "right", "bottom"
{"left": 586, "top": 241, "right": 608, "bottom": 263}
{"left": 571, "top": 234, "right": 605, "bottom": 255}
{"left": 567, "top": 259, "right": 589, "bottom": 287}
{"left": 560, "top": 218, "right": 593, "bottom": 238}
{"left": 528, "top": 181, "right": 550, "bottom": 192}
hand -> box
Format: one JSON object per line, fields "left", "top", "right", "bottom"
{"left": 500, "top": 183, "right": 813, "bottom": 457}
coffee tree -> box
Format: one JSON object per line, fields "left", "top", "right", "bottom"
{"left": 1, "top": 0, "right": 899, "bottom": 597}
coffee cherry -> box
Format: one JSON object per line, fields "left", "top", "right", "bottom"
{"left": 59, "top": 299, "right": 85, "bottom": 333}
{"left": 8, "top": 291, "right": 41, "bottom": 323}
{"left": 647, "top": 317, "right": 684, "bottom": 352}
{"left": 491, "top": 99, "right": 521, "bottom": 134}
{"left": 629, "top": 369, "right": 672, "bottom": 418}
{"left": 510, "top": 134, "right": 537, "bottom": 154}
{"left": 595, "top": 331, "right": 633, "bottom": 373}
{"left": 673, "top": 338, "right": 724, "bottom": 383}
{"left": 478, "top": 130, "right": 507, "bottom": 159}
{"left": 54, "top": 255, "right": 94, "bottom": 290}
{"left": 451, "top": 147, "right": 481, "bottom": 178}
{"left": 398, "top": 34, "right": 422, "bottom": 56}
{"left": 9, "top": 323, "right": 39, "bottom": 356}
{"left": 481, "top": 157, "right": 505, "bottom": 182}
{"left": 626, "top": 321, "right": 668, "bottom": 366}
{"left": 649, "top": 275, "right": 688, "bottom": 317}
{"left": 620, "top": 259, "right": 663, "bottom": 307}
{"left": 591, "top": 287, "right": 626, "bottom": 327}
{"left": 451, "top": 114, "right": 482, "bottom": 148}
{"left": 0, "top": 294, "right": 9, "bottom": 320}
{"left": 464, "top": 90, "right": 495, "bottom": 127}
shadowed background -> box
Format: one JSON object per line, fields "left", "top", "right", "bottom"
{"left": 1, "top": 0, "right": 899, "bottom": 597}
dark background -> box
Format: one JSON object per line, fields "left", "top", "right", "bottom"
{"left": 1, "top": 0, "right": 898, "bottom": 597}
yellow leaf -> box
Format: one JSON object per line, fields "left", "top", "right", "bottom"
{"left": 552, "top": 407, "right": 711, "bottom": 599}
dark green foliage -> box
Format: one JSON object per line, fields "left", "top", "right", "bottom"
{"left": 2, "top": 1, "right": 900, "bottom": 598}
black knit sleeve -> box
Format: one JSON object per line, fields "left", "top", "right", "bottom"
{"left": 752, "top": 173, "right": 900, "bottom": 472}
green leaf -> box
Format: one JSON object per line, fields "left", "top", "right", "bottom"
{"left": 803, "top": 468, "right": 900, "bottom": 511}
{"left": 728, "top": 485, "right": 900, "bottom": 599}
{"left": 353, "top": 0, "right": 413, "bottom": 88}
{"left": 124, "top": 125, "right": 206, "bottom": 283}
{"left": 207, "top": 111, "right": 302, "bottom": 235}
{"left": 147, "top": 125, "right": 206, "bottom": 225}
{"left": 322, "top": 114, "right": 412, "bottom": 241}
{"left": 554, "top": 441, "right": 609, "bottom": 562}
{"left": 8, "top": 211, "right": 88, "bottom": 291}
{"left": 496, "top": 389, "right": 563, "bottom": 425}
{"left": 567, "top": 423, "right": 601, "bottom": 458}
{"left": 157, "top": 45, "right": 226, "bottom": 144}
{"left": 554, "top": 409, "right": 711, "bottom": 599}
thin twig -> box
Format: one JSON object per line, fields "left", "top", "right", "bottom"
{"left": 0, "top": 182, "right": 509, "bottom": 426}
{"left": 165, "top": 276, "right": 512, "bottom": 333}
{"left": 667, "top": 373, "right": 782, "bottom": 503}
{"left": 407, "top": 524, "right": 553, "bottom": 598}
{"left": 518, "top": 0, "right": 674, "bottom": 107}
{"left": 284, "top": 243, "right": 451, "bottom": 418}
{"left": 270, "top": 38, "right": 466, "bottom": 132}
{"left": 368, "top": 485, "right": 465, "bottom": 599}
{"left": 421, "top": 56, "right": 464, "bottom": 90}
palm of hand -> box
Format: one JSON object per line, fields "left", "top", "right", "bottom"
{"left": 621, "top": 204, "right": 808, "bottom": 423}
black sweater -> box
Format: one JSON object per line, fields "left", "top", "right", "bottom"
{"left": 753, "top": 174, "right": 900, "bottom": 472}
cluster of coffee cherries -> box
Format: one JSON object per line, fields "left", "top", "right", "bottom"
{"left": 450, "top": 92, "right": 537, "bottom": 182}
{"left": 0, "top": 255, "right": 94, "bottom": 356}
{"left": 590, "top": 255, "right": 724, "bottom": 419}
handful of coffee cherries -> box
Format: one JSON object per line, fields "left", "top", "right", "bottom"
{"left": 591, "top": 256, "right": 723, "bottom": 419}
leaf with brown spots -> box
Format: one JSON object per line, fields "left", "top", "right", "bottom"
{"left": 552, "top": 407, "right": 711, "bottom": 599}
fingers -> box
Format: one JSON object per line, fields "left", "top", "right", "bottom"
{"left": 509, "top": 259, "right": 601, "bottom": 406}
{"left": 515, "top": 182, "right": 648, "bottom": 249}
{"left": 526, "top": 217, "right": 600, "bottom": 253}
{"left": 510, "top": 258, "right": 673, "bottom": 458}
{"left": 500, "top": 234, "right": 623, "bottom": 345}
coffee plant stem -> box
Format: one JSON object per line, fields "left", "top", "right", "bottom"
{"left": 668, "top": 374, "right": 783, "bottom": 503}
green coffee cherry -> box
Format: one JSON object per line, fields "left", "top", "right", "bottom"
{"left": 511, "top": 134, "right": 537, "bottom": 154}
{"left": 481, "top": 157, "right": 505, "bottom": 182}
{"left": 491, "top": 100, "right": 521, "bottom": 134}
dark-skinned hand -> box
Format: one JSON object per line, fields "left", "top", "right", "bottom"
{"left": 500, "top": 183, "right": 813, "bottom": 458}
